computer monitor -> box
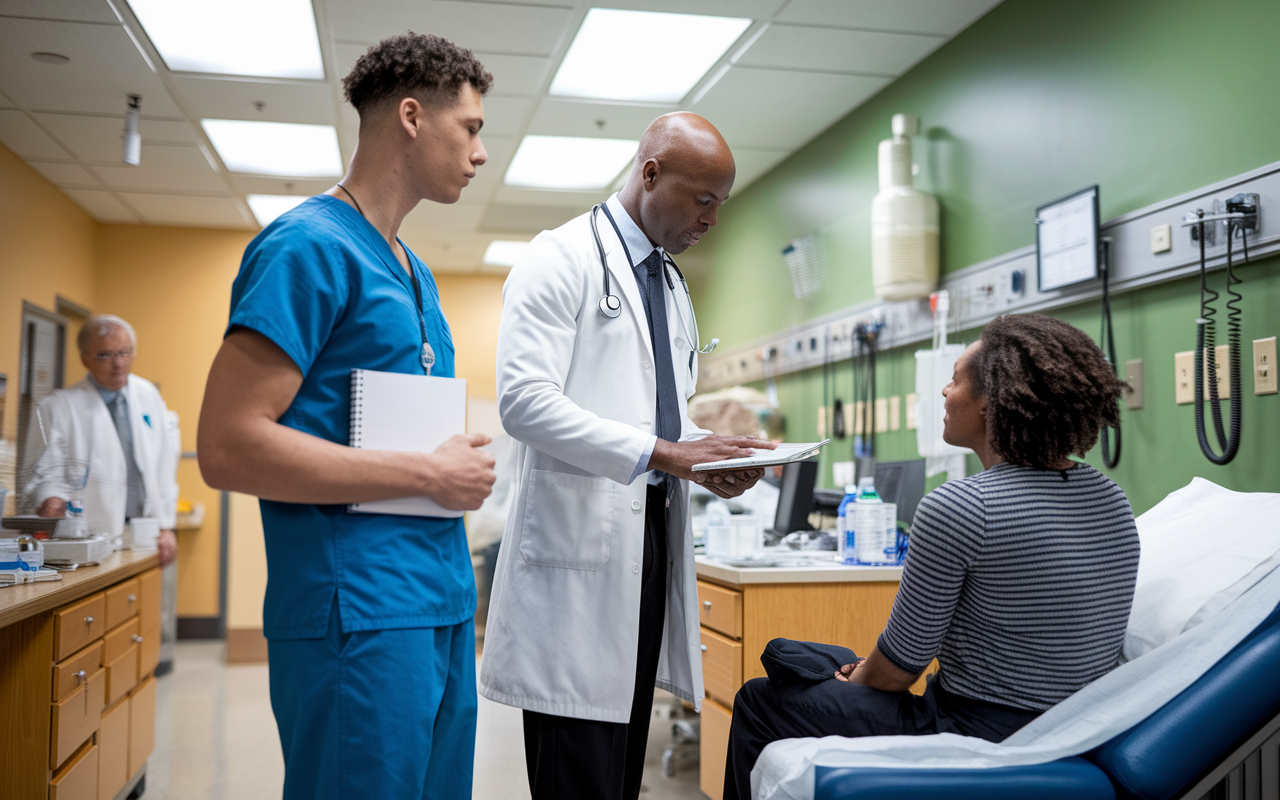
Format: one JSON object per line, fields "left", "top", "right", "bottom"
{"left": 873, "top": 459, "right": 927, "bottom": 526}
{"left": 771, "top": 459, "right": 818, "bottom": 534}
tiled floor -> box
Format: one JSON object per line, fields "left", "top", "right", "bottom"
{"left": 145, "top": 642, "right": 707, "bottom": 799}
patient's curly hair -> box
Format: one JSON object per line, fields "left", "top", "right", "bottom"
{"left": 343, "top": 32, "right": 493, "bottom": 115}
{"left": 969, "top": 314, "right": 1126, "bottom": 470}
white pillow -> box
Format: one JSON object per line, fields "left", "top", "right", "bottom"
{"left": 1123, "top": 478, "right": 1280, "bottom": 661}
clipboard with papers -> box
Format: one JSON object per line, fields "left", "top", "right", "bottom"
{"left": 691, "top": 439, "right": 829, "bottom": 472}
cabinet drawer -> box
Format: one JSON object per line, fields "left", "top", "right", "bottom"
{"left": 103, "top": 579, "right": 140, "bottom": 630}
{"left": 700, "top": 627, "right": 743, "bottom": 707}
{"left": 55, "top": 594, "right": 105, "bottom": 661}
{"left": 105, "top": 643, "right": 139, "bottom": 707}
{"left": 696, "top": 580, "right": 742, "bottom": 639}
{"left": 128, "top": 676, "right": 157, "bottom": 778}
{"left": 50, "top": 742, "right": 98, "bottom": 800}
{"left": 52, "top": 668, "right": 104, "bottom": 769}
{"left": 98, "top": 699, "right": 130, "bottom": 800}
{"left": 102, "top": 618, "right": 139, "bottom": 664}
{"left": 137, "top": 626, "right": 160, "bottom": 679}
{"left": 53, "top": 641, "right": 103, "bottom": 702}
{"left": 137, "top": 568, "right": 162, "bottom": 633}
{"left": 699, "top": 697, "right": 732, "bottom": 800}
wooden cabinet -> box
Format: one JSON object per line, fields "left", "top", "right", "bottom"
{"left": 0, "top": 553, "right": 160, "bottom": 800}
{"left": 699, "top": 697, "right": 733, "bottom": 800}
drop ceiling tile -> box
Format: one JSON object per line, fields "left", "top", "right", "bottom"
{"left": 91, "top": 144, "right": 226, "bottom": 192}
{"left": 169, "top": 76, "right": 339, "bottom": 126}
{"left": 476, "top": 53, "right": 551, "bottom": 98}
{"left": 327, "top": 2, "right": 574, "bottom": 57}
{"left": 618, "top": 0, "right": 786, "bottom": 15}
{"left": 0, "top": 19, "right": 182, "bottom": 116}
{"left": 27, "top": 161, "right": 100, "bottom": 186}
{"left": 736, "top": 25, "right": 945, "bottom": 76}
{"left": 493, "top": 186, "right": 606, "bottom": 209}
{"left": 0, "top": 0, "right": 120, "bottom": 24}
{"left": 730, "top": 147, "right": 790, "bottom": 192}
{"left": 477, "top": 95, "right": 533, "bottom": 138}
{"left": 482, "top": 203, "right": 581, "bottom": 233}
{"left": 0, "top": 110, "right": 72, "bottom": 159}
{"left": 117, "top": 193, "right": 252, "bottom": 228}
{"left": 695, "top": 67, "right": 890, "bottom": 149}
{"left": 61, "top": 189, "right": 140, "bottom": 223}
{"left": 775, "top": 0, "right": 1004, "bottom": 37}
{"left": 525, "top": 98, "right": 675, "bottom": 140}
{"left": 400, "top": 202, "right": 487, "bottom": 236}
{"left": 228, "top": 176, "right": 335, "bottom": 197}
{"left": 32, "top": 113, "right": 196, "bottom": 162}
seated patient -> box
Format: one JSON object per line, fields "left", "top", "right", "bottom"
{"left": 723, "top": 313, "right": 1140, "bottom": 799}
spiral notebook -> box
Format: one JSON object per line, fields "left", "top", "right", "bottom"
{"left": 348, "top": 368, "right": 467, "bottom": 518}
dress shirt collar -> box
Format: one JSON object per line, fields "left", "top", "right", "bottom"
{"left": 604, "top": 193, "right": 661, "bottom": 267}
{"left": 89, "top": 374, "right": 124, "bottom": 406}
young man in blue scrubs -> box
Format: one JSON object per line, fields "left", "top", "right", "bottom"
{"left": 197, "top": 33, "right": 497, "bottom": 800}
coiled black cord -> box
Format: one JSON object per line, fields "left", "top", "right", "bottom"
{"left": 1194, "top": 214, "right": 1244, "bottom": 465}
{"left": 1099, "top": 238, "right": 1121, "bottom": 469}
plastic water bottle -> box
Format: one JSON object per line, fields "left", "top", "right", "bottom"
{"left": 837, "top": 485, "right": 858, "bottom": 565}
{"left": 854, "top": 477, "right": 894, "bottom": 565}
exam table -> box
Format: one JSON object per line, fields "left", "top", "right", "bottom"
{"left": 813, "top": 598, "right": 1280, "bottom": 800}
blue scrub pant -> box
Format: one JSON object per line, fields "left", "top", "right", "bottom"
{"left": 267, "top": 598, "right": 477, "bottom": 800}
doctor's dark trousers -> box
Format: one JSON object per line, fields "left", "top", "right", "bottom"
{"left": 522, "top": 482, "right": 670, "bottom": 800}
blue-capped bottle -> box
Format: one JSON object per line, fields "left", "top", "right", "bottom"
{"left": 854, "top": 477, "right": 894, "bottom": 565}
{"left": 837, "top": 484, "right": 858, "bottom": 565}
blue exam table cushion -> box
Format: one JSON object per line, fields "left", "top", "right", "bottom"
{"left": 814, "top": 757, "right": 1116, "bottom": 800}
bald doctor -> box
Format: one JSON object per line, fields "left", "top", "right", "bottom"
{"left": 481, "top": 112, "right": 771, "bottom": 800}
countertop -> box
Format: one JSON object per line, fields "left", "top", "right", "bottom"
{"left": 694, "top": 554, "right": 903, "bottom": 585}
{"left": 0, "top": 549, "right": 160, "bottom": 629}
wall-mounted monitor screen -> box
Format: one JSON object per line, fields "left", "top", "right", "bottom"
{"left": 1036, "top": 185, "right": 1100, "bottom": 292}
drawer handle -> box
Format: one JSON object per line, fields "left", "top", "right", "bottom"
{"left": 73, "top": 669, "right": 86, "bottom": 683}
{"left": 132, "top": 634, "right": 144, "bottom": 643}
{"left": 703, "top": 601, "right": 712, "bottom": 611}
{"left": 128, "top": 594, "right": 137, "bottom": 603}
{"left": 84, "top": 616, "right": 94, "bottom": 626}
{"left": 701, "top": 644, "right": 708, "bottom": 652}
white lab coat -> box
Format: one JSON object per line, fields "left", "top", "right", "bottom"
{"left": 479, "top": 209, "right": 711, "bottom": 723}
{"left": 23, "top": 374, "right": 178, "bottom": 536}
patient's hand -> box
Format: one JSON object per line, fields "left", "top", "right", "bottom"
{"left": 834, "top": 658, "right": 866, "bottom": 682}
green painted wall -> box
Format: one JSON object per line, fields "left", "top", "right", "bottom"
{"left": 689, "top": 0, "right": 1280, "bottom": 514}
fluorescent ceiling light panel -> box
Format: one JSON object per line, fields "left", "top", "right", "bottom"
{"left": 126, "top": 0, "right": 324, "bottom": 79}
{"left": 248, "top": 194, "right": 309, "bottom": 227}
{"left": 505, "top": 135, "right": 638, "bottom": 190}
{"left": 550, "top": 9, "right": 751, "bottom": 103}
{"left": 483, "top": 240, "right": 531, "bottom": 267}
{"left": 202, "top": 120, "right": 342, "bottom": 177}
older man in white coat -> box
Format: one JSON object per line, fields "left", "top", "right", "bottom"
{"left": 481, "top": 113, "right": 769, "bottom": 800}
{"left": 24, "top": 315, "right": 178, "bottom": 565}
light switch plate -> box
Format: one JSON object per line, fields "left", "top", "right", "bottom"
{"left": 1125, "top": 359, "right": 1144, "bottom": 409}
{"left": 832, "top": 461, "right": 855, "bottom": 488}
{"left": 905, "top": 393, "right": 918, "bottom": 430}
{"left": 1204, "top": 344, "right": 1230, "bottom": 399}
{"left": 888, "top": 395, "right": 901, "bottom": 431}
{"left": 1151, "top": 223, "right": 1172, "bottom": 254}
{"left": 874, "top": 398, "right": 889, "bottom": 433}
{"left": 1175, "top": 351, "right": 1194, "bottom": 404}
{"left": 1256, "top": 337, "right": 1278, "bottom": 395}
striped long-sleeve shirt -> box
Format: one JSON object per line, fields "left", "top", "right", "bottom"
{"left": 878, "top": 462, "right": 1140, "bottom": 711}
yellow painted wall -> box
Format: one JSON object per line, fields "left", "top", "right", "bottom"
{"left": 226, "top": 491, "right": 267, "bottom": 630}
{"left": 435, "top": 274, "right": 505, "bottom": 400}
{"left": 94, "top": 225, "right": 254, "bottom": 618}
{"left": 0, "top": 145, "right": 97, "bottom": 446}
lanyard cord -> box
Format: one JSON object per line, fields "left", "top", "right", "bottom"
{"left": 335, "top": 183, "right": 435, "bottom": 374}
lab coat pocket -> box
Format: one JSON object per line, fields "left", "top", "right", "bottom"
{"left": 518, "top": 469, "right": 615, "bottom": 570}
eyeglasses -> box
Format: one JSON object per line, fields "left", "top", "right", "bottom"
{"left": 92, "top": 349, "right": 135, "bottom": 363}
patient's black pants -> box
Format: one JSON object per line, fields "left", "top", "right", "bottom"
{"left": 723, "top": 643, "right": 1041, "bottom": 800}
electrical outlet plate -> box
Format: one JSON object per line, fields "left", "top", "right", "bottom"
{"left": 1175, "top": 351, "right": 1195, "bottom": 404}
{"left": 888, "top": 395, "right": 902, "bottom": 431}
{"left": 1256, "top": 337, "right": 1278, "bottom": 394}
{"left": 905, "top": 393, "right": 919, "bottom": 429}
{"left": 816, "top": 406, "right": 826, "bottom": 439}
{"left": 1124, "top": 359, "right": 1144, "bottom": 409}
{"left": 874, "top": 398, "right": 889, "bottom": 433}
{"left": 832, "top": 461, "right": 855, "bottom": 488}
{"left": 1151, "top": 223, "right": 1172, "bottom": 253}
{"left": 1203, "top": 345, "right": 1230, "bottom": 399}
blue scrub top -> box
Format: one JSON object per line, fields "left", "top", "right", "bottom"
{"left": 227, "top": 194, "right": 474, "bottom": 639}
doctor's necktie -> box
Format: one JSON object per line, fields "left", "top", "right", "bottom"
{"left": 635, "top": 249, "right": 682, "bottom": 451}
{"left": 107, "top": 393, "right": 147, "bottom": 519}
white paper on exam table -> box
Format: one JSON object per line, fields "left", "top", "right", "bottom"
{"left": 692, "top": 440, "right": 829, "bottom": 472}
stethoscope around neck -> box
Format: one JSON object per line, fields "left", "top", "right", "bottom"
{"left": 590, "top": 203, "right": 718, "bottom": 357}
